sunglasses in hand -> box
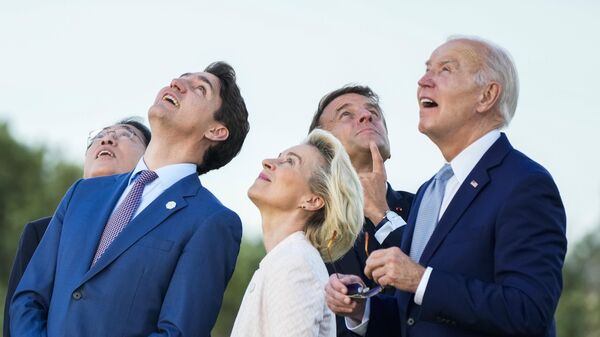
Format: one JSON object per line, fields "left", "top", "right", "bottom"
{"left": 327, "top": 232, "right": 383, "bottom": 299}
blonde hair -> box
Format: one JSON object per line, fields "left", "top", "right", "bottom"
{"left": 303, "top": 129, "right": 364, "bottom": 262}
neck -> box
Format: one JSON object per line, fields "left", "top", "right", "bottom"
{"left": 351, "top": 152, "right": 378, "bottom": 174}
{"left": 143, "top": 139, "right": 209, "bottom": 171}
{"left": 260, "top": 208, "right": 306, "bottom": 253}
{"left": 433, "top": 123, "right": 499, "bottom": 162}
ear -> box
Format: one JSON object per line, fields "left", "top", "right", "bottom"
{"left": 300, "top": 194, "right": 325, "bottom": 212}
{"left": 204, "top": 124, "right": 229, "bottom": 142}
{"left": 476, "top": 81, "right": 501, "bottom": 113}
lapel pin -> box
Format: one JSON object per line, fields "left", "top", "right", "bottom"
{"left": 166, "top": 201, "right": 176, "bottom": 210}
{"left": 470, "top": 180, "right": 479, "bottom": 188}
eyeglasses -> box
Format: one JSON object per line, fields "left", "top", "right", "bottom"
{"left": 327, "top": 231, "right": 383, "bottom": 299}
{"left": 87, "top": 125, "right": 142, "bottom": 148}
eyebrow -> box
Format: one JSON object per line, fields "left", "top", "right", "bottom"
{"left": 278, "top": 151, "right": 303, "bottom": 164}
{"left": 335, "top": 102, "right": 380, "bottom": 115}
{"left": 179, "top": 73, "right": 215, "bottom": 92}
{"left": 425, "top": 60, "right": 459, "bottom": 68}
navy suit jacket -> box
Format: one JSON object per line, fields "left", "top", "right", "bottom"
{"left": 327, "top": 184, "right": 414, "bottom": 337}
{"left": 10, "top": 172, "right": 242, "bottom": 337}
{"left": 4, "top": 217, "right": 51, "bottom": 337}
{"left": 366, "top": 134, "right": 567, "bottom": 337}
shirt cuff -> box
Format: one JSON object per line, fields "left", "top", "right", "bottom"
{"left": 374, "top": 211, "right": 406, "bottom": 244}
{"left": 345, "top": 297, "right": 371, "bottom": 336}
{"left": 414, "top": 266, "right": 433, "bottom": 305}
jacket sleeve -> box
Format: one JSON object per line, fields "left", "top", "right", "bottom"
{"left": 10, "top": 181, "right": 81, "bottom": 337}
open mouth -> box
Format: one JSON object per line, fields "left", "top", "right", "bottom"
{"left": 96, "top": 150, "right": 115, "bottom": 159}
{"left": 420, "top": 98, "right": 438, "bottom": 108}
{"left": 162, "top": 94, "right": 180, "bottom": 108}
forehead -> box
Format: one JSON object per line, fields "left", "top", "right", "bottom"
{"left": 321, "top": 93, "right": 378, "bottom": 118}
{"left": 180, "top": 71, "right": 221, "bottom": 93}
{"left": 429, "top": 40, "right": 485, "bottom": 71}
{"left": 282, "top": 144, "right": 323, "bottom": 166}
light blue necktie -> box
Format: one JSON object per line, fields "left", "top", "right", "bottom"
{"left": 410, "top": 164, "right": 454, "bottom": 263}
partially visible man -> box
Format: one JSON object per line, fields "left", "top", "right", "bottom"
{"left": 309, "top": 85, "right": 414, "bottom": 336}
{"left": 3, "top": 117, "right": 150, "bottom": 337}
{"left": 10, "top": 62, "right": 250, "bottom": 336}
{"left": 326, "top": 37, "right": 567, "bottom": 337}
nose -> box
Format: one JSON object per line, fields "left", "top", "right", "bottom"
{"left": 99, "top": 132, "right": 117, "bottom": 146}
{"left": 357, "top": 108, "right": 373, "bottom": 124}
{"left": 418, "top": 71, "right": 434, "bottom": 88}
{"left": 170, "top": 78, "right": 187, "bottom": 93}
{"left": 262, "top": 158, "right": 275, "bottom": 170}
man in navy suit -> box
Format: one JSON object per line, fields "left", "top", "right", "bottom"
{"left": 3, "top": 117, "right": 150, "bottom": 337}
{"left": 309, "top": 85, "right": 414, "bottom": 336}
{"left": 10, "top": 62, "right": 250, "bottom": 336}
{"left": 326, "top": 37, "right": 567, "bottom": 337}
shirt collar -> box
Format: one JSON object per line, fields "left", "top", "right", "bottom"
{"left": 129, "top": 158, "right": 197, "bottom": 187}
{"left": 448, "top": 130, "right": 501, "bottom": 185}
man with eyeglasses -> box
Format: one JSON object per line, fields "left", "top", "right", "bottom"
{"left": 3, "top": 117, "right": 150, "bottom": 337}
{"left": 308, "top": 85, "right": 414, "bottom": 337}
{"left": 10, "top": 62, "right": 249, "bottom": 337}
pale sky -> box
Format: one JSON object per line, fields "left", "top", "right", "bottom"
{"left": 1, "top": 0, "right": 598, "bottom": 249}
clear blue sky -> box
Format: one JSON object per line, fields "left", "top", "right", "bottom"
{"left": 1, "top": 0, "right": 598, "bottom": 249}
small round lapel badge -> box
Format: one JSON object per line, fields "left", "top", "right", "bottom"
{"left": 166, "top": 201, "right": 176, "bottom": 210}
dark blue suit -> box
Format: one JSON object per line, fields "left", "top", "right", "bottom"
{"left": 4, "top": 217, "right": 51, "bottom": 337}
{"left": 327, "top": 185, "right": 413, "bottom": 337}
{"left": 366, "top": 134, "right": 567, "bottom": 337}
{"left": 10, "top": 172, "right": 242, "bottom": 337}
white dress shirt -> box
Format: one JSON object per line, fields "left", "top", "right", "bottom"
{"left": 347, "top": 130, "right": 501, "bottom": 335}
{"left": 109, "top": 158, "right": 197, "bottom": 220}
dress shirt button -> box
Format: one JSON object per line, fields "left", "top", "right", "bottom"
{"left": 72, "top": 291, "right": 82, "bottom": 300}
{"left": 407, "top": 317, "right": 415, "bottom": 326}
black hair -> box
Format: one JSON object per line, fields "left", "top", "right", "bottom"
{"left": 197, "top": 61, "right": 250, "bottom": 175}
{"left": 308, "top": 84, "right": 383, "bottom": 132}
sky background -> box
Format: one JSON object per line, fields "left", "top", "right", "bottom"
{"left": 1, "top": 0, "right": 598, "bottom": 250}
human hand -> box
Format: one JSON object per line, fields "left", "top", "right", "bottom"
{"left": 325, "top": 273, "right": 367, "bottom": 322}
{"left": 359, "top": 142, "right": 389, "bottom": 225}
{"left": 364, "top": 247, "right": 425, "bottom": 293}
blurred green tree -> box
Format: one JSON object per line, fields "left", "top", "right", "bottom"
{"left": 0, "top": 121, "right": 82, "bottom": 328}
{"left": 556, "top": 221, "right": 600, "bottom": 337}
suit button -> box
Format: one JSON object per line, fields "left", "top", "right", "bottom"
{"left": 72, "top": 291, "right": 82, "bottom": 300}
{"left": 407, "top": 317, "right": 415, "bottom": 326}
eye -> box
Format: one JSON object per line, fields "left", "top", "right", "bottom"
{"left": 284, "top": 157, "right": 295, "bottom": 165}
{"left": 441, "top": 66, "right": 451, "bottom": 73}
{"left": 196, "top": 85, "right": 206, "bottom": 95}
{"left": 339, "top": 111, "right": 352, "bottom": 119}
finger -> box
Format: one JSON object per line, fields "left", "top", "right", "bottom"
{"left": 369, "top": 141, "right": 385, "bottom": 174}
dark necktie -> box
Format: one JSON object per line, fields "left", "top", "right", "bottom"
{"left": 92, "top": 170, "right": 158, "bottom": 266}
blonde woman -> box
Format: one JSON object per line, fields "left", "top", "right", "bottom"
{"left": 230, "top": 129, "right": 364, "bottom": 337}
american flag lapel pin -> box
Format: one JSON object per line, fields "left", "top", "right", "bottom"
{"left": 470, "top": 180, "right": 479, "bottom": 188}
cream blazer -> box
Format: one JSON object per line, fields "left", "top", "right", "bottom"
{"left": 230, "top": 231, "right": 335, "bottom": 337}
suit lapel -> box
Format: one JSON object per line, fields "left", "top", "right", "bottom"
{"left": 419, "top": 134, "right": 513, "bottom": 265}
{"left": 400, "top": 183, "right": 428, "bottom": 254}
{"left": 80, "top": 173, "right": 201, "bottom": 284}
{"left": 73, "top": 174, "right": 129, "bottom": 276}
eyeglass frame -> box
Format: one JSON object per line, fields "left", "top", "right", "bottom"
{"left": 86, "top": 125, "right": 144, "bottom": 148}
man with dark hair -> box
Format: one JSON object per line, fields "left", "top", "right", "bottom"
{"left": 310, "top": 85, "right": 414, "bottom": 337}
{"left": 10, "top": 62, "right": 250, "bottom": 337}
{"left": 3, "top": 117, "right": 150, "bottom": 337}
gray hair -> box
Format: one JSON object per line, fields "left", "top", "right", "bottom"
{"left": 448, "top": 35, "right": 519, "bottom": 127}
